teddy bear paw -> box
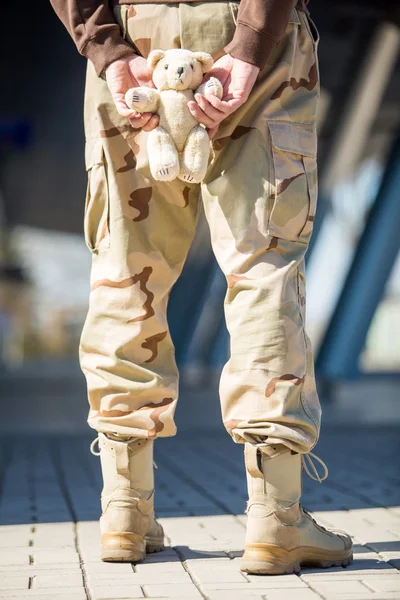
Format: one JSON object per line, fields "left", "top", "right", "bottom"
{"left": 181, "top": 173, "right": 196, "bottom": 183}
{"left": 125, "top": 88, "right": 148, "bottom": 111}
{"left": 152, "top": 163, "right": 180, "bottom": 182}
{"left": 204, "top": 77, "right": 223, "bottom": 100}
{"left": 178, "top": 168, "right": 204, "bottom": 184}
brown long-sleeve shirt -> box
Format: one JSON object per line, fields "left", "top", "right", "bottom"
{"left": 50, "top": 0, "right": 309, "bottom": 76}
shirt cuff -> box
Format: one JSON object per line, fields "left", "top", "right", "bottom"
{"left": 224, "top": 22, "right": 279, "bottom": 70}
{"left": 82, "top": 27, "right": 137, "bottom": 77}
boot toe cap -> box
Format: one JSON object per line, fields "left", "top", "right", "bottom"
{"left": 334, "top": 530, "right": 353, "bottom": 551}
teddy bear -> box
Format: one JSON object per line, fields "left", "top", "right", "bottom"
{"left": 125, "top": 48, "right": 223, "bottom": 183}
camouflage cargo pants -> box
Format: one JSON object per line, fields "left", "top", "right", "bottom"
{"left": 81, "top": 2, "right": 321, "bottom": 454}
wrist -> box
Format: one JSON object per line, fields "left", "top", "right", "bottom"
{"left": 102, "top": 51, "right": 140, "bottom": 80}
{"left": 232, "top": 55, "right": 260, "bottom": 72}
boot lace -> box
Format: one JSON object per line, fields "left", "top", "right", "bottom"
{"left": 89, "top": 435, "right": 158, "bottom": 467}
{"left": 301, "top": 451, "right": 328, "bottom": 483}
{"left": 302, "top": 507, "right": 330, "bottom": 533}
{"left": 301, "top": 453, "right": 329, "bottom": 532}
{"left": 90, "top": 437, "right": 100, "bottom": 456}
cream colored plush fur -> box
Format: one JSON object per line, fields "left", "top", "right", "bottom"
{"left": 125, "top": 48, "right": 223, "bottom": 183}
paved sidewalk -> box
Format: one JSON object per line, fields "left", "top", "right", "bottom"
{"left": 0, "top": 426, "right": 399, "bottom": 600}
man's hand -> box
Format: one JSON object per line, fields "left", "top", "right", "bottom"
{"left": 106, "top": 54, "right": 159, "bottom": 131}
{"left": 188, "top": 54, "right": 260, "bottom": 139}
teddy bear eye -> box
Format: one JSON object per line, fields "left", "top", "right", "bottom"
{"left": 164, "top": 64, "right": 168, "bottom": 70}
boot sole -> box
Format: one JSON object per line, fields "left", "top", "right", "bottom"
{"left": 101, "top": 532, "right": 165, "bottom": 562}
{"left": 102, "top": 532, "right": 146, "bottom": 562}
{"left": 145, "top": 533, "right": 165, "bottom": 554}
{"left": 241, "top": 543, "right": 353, "bottom": 575}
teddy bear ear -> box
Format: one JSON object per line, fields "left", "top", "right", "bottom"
{"left": 192, "top": 52, "right": 214, "bottom": 73}
{"left": 147, "top": 50, "right": 165, "bottom": 69}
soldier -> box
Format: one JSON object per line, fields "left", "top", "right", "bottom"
{"left": 51, "top": 0, "right": 353, "bottom": 574}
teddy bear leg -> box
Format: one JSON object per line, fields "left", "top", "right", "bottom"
{"left": 178, "top": 125, "right": 210, "bottom": 184}
{"left": 147, "top": 126, "right": 180, "bottom": 182}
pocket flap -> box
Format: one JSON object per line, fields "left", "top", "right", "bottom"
{"left": 268, "top": 121, "right": 317, "bottom": 158}
{"left": 85, "top": 139, "right": 105, "bottom": 170}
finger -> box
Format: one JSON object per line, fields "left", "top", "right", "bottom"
{"left": 187, "top": 101, "right": 219, "bottom": 129}
{"left": 129, "top": 112, "right": 153, "bottom": 129}
{"left": 208, "top": 95, "right": 243, "bottom": 114}
{"left": 114, "top": 99, "right": 137, "bottom": 119}
{"left": 112, "top": 92, "right": 137, "bottom": 118}
{"left": 201, "top": 94, "right": 232, "bottom": 113}
{"left": 142, "top": 114, "right": 159, "bottom": 131}
{"left": 194, "top": 94, "right": 225, "bottom": 120}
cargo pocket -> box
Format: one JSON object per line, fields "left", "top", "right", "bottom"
{"left": 303, "top": 12, "right": 320, "bottom": 47}
{"left": 267, "top": 121, "right": 318, "bottom": 244}
{"left": 84, "top": 140, "right": 110, "bottom": 253}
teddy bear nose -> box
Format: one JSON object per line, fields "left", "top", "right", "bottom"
{"left": 177, "top": 67, "right": 184, "bottom": 75}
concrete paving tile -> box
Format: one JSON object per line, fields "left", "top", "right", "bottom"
{"left": 349, "top": 509, "right": 400, "bottom": 527}
{"left": 134, "top": 562, "right": 186, "bottom": 574}
{"left": 33, "top": 574, "right": 84, "bottom": 588}
{"left": 0, "top": 596, "right": 87, "bottom": 600}
{"left": 201, "top": 581, "right": 306, "bottom": 592}
{"left": 318, "top": 595, "right": 400, "bottom": 600}
{"left": 142, "top": 554, "right": 182, "bottom": 564}
{"left": 0, "top": 580, "right": 29, "bottom": 592}
{"left": 0, "top": 553, "right": 30, "bottom": 567}
{"left": 379, "top": 551, "right": 400, "bottom": 560}
{"left": 142, "top": 583, "right": 203, "bottom": 597}
{"left": 301, "top": 570, "right": 399, "bottom": 581}
{"left": 0, "top": 526, "right": 33, "bottom": 535}
{"left": 184, "top": 558, "right": 236, "bottom": 570}
{"left": 388, "top": 558, "right": 400, "bottom": 569}
{"left": 301, "top": 574, "right": 400, "bottom": 584}
{"left": 84, "top": 562, "right": 134, "bottom": 575}
{"left": 364, "top": 577, "right": 400, "bottom": 592}
{"left": 302, "top": 558, "right": 397, "bottom": 576}
{"left": 0, "top": 589, "right": 87, "bottom": 598}
{"left": 352, "top": 545, "right": 373, "bottom": 554}
{"left": 262, "top": 589, "right": 321, "bottom": 600}
{"left": 33, "top": 550, "right": 80, "bottom": 565}
{"left": 310, "top": 580, "right": 373, "bottom": 595}
{"left": 189, "top": 568, "right": 247, "bottom": 583}
{"left": 89, "top": 584, "right": 144, "bottom": 599}
{"left": 227, "top": 549, "right": 244, "bottom": 558}
{"left": 205, "top": 593, "right": 266, "bottom": 600}
{"left": 245, "top": 574, "right": 310, "bottom": 588}
{"left": 0, "top": 536, "right": 32, "bottom": 549}
{"left": 87, "top": 571, "right": 192, "bottom": 584}
{"left": 173, "top": 546, "right": 228, "bottom": 560}
{"left": 0, "top": 565, "right": 82, "bottom": 575}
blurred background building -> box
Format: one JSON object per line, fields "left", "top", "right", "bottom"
{"left": 0, "top": 0, "right": 399, "bottom": 434}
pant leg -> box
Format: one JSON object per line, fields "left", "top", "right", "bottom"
{"left": 80, "top": 1, "right": 239, "bottom": 438}
{"left": 80, "top": 4, "right": 201, "bottom": 438}
{"left": 200, "top": 9, "right": 321, "bottom": 453}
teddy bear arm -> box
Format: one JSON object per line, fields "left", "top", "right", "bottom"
{"left": 144, "top": 88, "right": 160, "bottom": 112}
{"left": 195, "top": 77, "right": 223, "bottom": 100}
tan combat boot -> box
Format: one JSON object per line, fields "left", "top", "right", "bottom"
{"left": 241, "top": 444, "right": 353, "bottom": 575}
{"left": 91, "top": 433, "right": 164, "bottom": 562}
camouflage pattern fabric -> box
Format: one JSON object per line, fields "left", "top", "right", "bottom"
{"left": 81, "top": 2, "right": 321, "bottom": 454}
